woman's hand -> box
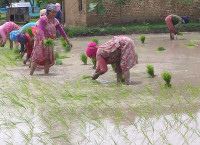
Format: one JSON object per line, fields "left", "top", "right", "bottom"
{"left": 92, "top": 73, "right": 99, "bottom": 80}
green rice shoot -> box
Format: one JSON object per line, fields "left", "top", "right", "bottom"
{"left": 81, "top": 53, "right": 87, "bottom": 65}
{"left": 91, "top": 38, "right": 99, "bottom": 45}
{"left": 186, "top": 43, "right": 195, "bottom": 47}
{"left": 157, "top": 46, "right": 165, "bottom": 51}
{"left": 140, "top": 35, "right": 146, "bottom": 43}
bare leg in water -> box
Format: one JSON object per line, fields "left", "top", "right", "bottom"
{"left": 124, "top": 70, "right": 130, "bottom": 85}
{"left": 44, "top": 60, "right": 50, "bottom": 74}
{"left": 30, "top": 61, "right": 37, "bottom": 75}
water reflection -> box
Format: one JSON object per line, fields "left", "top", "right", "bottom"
{"left": 73, "top": 112, "right": 200, "bottom": 145}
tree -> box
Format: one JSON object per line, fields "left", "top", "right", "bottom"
{"left": 36, "top": 0, "right": 63, "bottom": 9}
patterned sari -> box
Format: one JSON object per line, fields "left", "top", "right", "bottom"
{"left": 96, "top": 36, "right": 137, "bottom": 72}
{"left": 31, "top": 15, "right": 58, "bottom": 68}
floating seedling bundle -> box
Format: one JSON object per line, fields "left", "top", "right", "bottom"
{"left": 140, "top": 35, "right": 146, "bottom": 43}
{"left": 157, "top": 46, "right": 165, "bottom": 51}
{"left": 26, "top": 27, "right": 33, "bottom": 37}
{"left": 162, "top": 72, "right": 172, "bottom": 87}
{"left": 147, "top": 65, "right": 154, "bottom": 77}
{"left": 81, "top": 53, "right": 87, "bottom": 65}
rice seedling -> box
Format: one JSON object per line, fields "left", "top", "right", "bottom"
{"left": 179, "top": 32, "right": 183, "bottom": 36}
{"left": 111, "top": 63, "right": 115, "bottom": 70}
{"left": 44, "top": 38, "right": 55, "bottom": 47}
{"left": 185, "top": 43, "right": 195, "bottom": 47}
{"left": 14, "top": 49, "right": 20, "bottom": 54}
{"left": 81, "top": 53, "right": 87, "bottom": 65}
{"left": 82, "top": 75, "right": 91, "bottom": 79}
{"left": 162, "top": 72, "right": 172, "bottom": 87}
{"left": 136, "top": 53, "right": 138, "bottom": 63}
{"left": 91, "top": 59, "right": 96, "bottom": 69}
{"left": 54, "top": 51, "right": 60, "bottom": 60}
{"left": 157, "top": 46, "right": 165, "bottom": 51}
{"left": 140, "top": 35, "right": 146, "bottom": 43}
{"left": 67, "top": 31, "right": 74, "bottom": 38}
{"left": 59, "top": 55, "right": 70, "bottom": 59}
{"left": 147, "top": 65, "right": 154, "bottom": 77}
{"left": 91, "top": 38, "right": 99, "bottom": 45}
{"left": 26, "top": 27, "right": 33, "bottom": 37}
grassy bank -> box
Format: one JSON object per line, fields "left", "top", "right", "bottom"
{"left": 64, "top": 22, "right": 200, "bottom": 37}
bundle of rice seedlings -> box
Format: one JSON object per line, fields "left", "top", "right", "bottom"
{"left": 81, "top": 53, "right": 87, "bottom": 65}
{"left": 55, "top": 59, "right": 63, "bottom": 65}
{"left": 61, "top": 38, "right": 72, "bottom": 52}
{"left": 140, "top": 35, "right": 146, "bottom": 43}
{"left": 91, "top": 59, "right": 96, "bottom": 69}
{"left": 54, "top": 51, "right": 59, "bottom": 60}
{"left": 26, "top": 27, "right": 33, "bottom": 37}
{"left": 91, "top": 38, "right": 99, "bottom": 45}
{"left": 44, "top": 38, "right": 55, "bottom": 47}
{"left": 157, "top": 46, "right": 165, "bottom": 51}
{"left": 136, "top": 53, "right": 138, "bottom": 63}
{"left": 147, "top": 65, "right": 154, "bottom": 77}
{"left": 82, "top": 75, "right": 91, "bottom": 79}
{"left": 162, "top": 72, "right": 172, "bottom": 87}
{"left": 179, "top": 32, "right": 183, "bottom": 36}
{"left": 111, "top": 63, "right": 115, "bottom": 70}
{"left": 186, "top": 43, "right": 195, "bottom": 47}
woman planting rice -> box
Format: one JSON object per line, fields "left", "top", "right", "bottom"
{"left": 30, "top": 4, "right": 72, "bottom": 75}
{"left": 86, "top": 36, "right": 137, "bottom": 85}
{"left": 0, "top": 21, "right": 19, "bottom": 49}
{"left": 165, "top": 14, "right": 189, "bottom": 40}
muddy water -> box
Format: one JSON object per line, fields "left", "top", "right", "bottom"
{"left": 1, "top": 32, "right": 200, "bottom": 144}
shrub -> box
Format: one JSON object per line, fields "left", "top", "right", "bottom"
{"left": 81, "top": 53, "right": 87, "bottom": 65}
{"left": 54, "top": 51, "right": 59, "bottom": 60}
{"left": 67, "top": 31, "right": 74, "bottom": 38}
{"left": 157, "top": 46, "right": 165, "bottom": 51}
{"left": 91, "top": 38, "right": 99, "bottom": 45}
{"left": 55, "top": 59, "right": 63, "bottom": 65}
{"left": 147, "top": 65, "right": 154, "bottom": 77}
{"left": 140, "top": 35, "right": 146, "bottom": 43}
{"left": 162, "top": 72, "right": 172, "bottom": 87}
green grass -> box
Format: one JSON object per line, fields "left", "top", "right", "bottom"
{"left": 63, "top": 22, "right": 200, "bottom": 36}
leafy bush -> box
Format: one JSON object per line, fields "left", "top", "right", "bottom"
{"left": 91, "top": 38, "right": 99, "bottom": 45}
{"left": 157, "top": 46, "right": 165, "bottom": 51}
{"left": 81, "top": 53, "right": 87, "bottom": 65}
{"left": 162, "top": 72, "right": 172, "bottom": 87}
{"left": 147, "top": 65, "right": 154, "bottom": 77}
{"left": 140, "top": 35, "right": 146, "bottom": 43}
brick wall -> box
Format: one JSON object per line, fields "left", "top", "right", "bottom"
{"left": 64, "top": 0, "right": 87, "bottom": 27}
{"left": 65, "top": 0, "right": 200, "bottom": 27}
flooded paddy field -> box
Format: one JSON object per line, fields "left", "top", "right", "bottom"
{"left": 0, "top": 32, "right": 200, "bottom": 145}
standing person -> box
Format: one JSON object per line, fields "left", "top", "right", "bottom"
{"left": 0, "top": 21, "right": 19, "bottom": 49}
{"left": 55, "top": 3, "right": 62, "bottom": 25}
{"left": 30, "top": 4, "right": 72, "bottom": 75}
{"left": 86, "top": 36, "right": 137, "bottom": 85}
{"left": 165, "top": 14, "right": 189, "bottom": 40}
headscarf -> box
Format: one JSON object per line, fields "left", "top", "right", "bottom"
{"left": 10, "top": 30, "right": 20, "bottom": 41}
{"left": 55, "top": 3, "right": 61, "bottom": 12}
{"left": 46, "top": 3, "right": 57, "bottom": 15}
{"left": 86, "top": 42, "right": 98, "bottom": 59}
{"left": 16, "top": 33, "right": 28, "bottom": 44}
{"left": 40, "top": 9, "right": 46, "bottom": 17}
{"left": 181, "top": 16, "right": 189, "bottom": 24}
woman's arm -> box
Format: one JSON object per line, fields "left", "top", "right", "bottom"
{"left": 56, "top": 24, "right": 72, "bottom": 47}
{"left": 92, "top": 57, "right": 107, "bottom": 80}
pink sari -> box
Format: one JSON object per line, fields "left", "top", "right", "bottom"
{"left": 165, "top": 15, "right": 176, "bottom": 33}
{"left": 31, "top": 16, "right": 58, "bottom": 68}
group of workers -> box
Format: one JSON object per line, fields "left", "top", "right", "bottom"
{"left": 0, "top": 6, "right": 189, "bottom": 85}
